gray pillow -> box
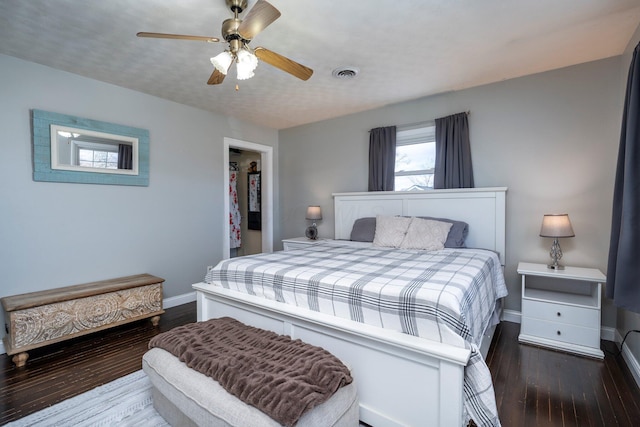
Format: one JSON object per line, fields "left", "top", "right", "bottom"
{"left": 350, "top": 217, "right": 377, "bottom": 242}
{"left": 349, "top": 216, "right": 468, "bottom": 248}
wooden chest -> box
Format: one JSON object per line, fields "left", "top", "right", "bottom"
{"left": 2, "top": 273, "right": 164, "bottom": 367}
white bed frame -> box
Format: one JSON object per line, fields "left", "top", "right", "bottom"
{"left": 194, "top": 187, "right": 507, "bottom": 427}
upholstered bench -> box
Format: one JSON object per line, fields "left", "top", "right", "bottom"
{"left": 143, "top": 348, "right": 358, "bottom": 427}
{"left": 142, "top": 318, "right": 359, "bottom": 427}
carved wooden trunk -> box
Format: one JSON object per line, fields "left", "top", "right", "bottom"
{"left": 2, "top": 274, "right": 164, "bottom": 367}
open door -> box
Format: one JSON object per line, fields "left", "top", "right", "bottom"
{"left": 223, "top": 138, "right": 273, "bottom": 259}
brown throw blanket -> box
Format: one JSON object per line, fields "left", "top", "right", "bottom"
{"left": 149, "top": 317, "right": 353, "bottom": 427}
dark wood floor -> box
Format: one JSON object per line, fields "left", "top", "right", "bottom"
{"left": 1, "top": 304, "right": 639, "bottom": 426}
{"left": 0, "top": 302, "right": 197, "bottom": 425}
{"left": 486, "top": 322, "right": 640, "bottom": 426}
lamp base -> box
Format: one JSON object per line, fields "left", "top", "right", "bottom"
{"left": 305, "top": 225, "right": 318, "bottom": 240}
{"left": 547, "top": 238, "right": 564, "bottom": 270}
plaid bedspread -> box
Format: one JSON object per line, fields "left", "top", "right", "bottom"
{"left": 204, "top": 240, "right": 508, "bottom": 426}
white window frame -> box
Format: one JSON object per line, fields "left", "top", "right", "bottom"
{"left": 394, "top": 124, "right": 436, "bottom": 191}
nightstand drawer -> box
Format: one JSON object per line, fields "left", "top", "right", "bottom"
{"left": 283, "top": 241, "right": 311, "bottom": 250}
{"left": 283, "top": 243, "right": 302, "bottom": 250}
{"left": 521, "top": 318, "right": 600, "bottom": 349}
{"left": 282, "top": 238, "right": 325, "bottom": 251}
{"left": 522, "top": 299, "right": 599, "bottom": 329}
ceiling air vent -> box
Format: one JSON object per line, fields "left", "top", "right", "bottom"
{"left": 332, "top": 67, "right": 359, "bottom": 79}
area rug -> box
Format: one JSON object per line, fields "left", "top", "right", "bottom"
{"left": 6, "top": 370, "right": 169, "bottom": 427}
{"left": 8, "top": 370, "right": 369, "bottom": 427}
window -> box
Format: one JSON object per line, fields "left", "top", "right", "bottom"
{"left": 73, "top": 141, "right": 119, "bottom": 169}
{"left": 78, "top": 147, "right": 119, "bottom": 169}
{"left": 394, "top": 125, "right": 435, "bottom": 191}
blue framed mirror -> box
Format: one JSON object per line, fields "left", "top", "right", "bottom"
{"left": 32, "top": 109, "right": 149, "bottom": 186}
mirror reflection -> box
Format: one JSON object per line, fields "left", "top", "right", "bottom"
{"left": 51, "top": 125, "right": 139, "bottom": 175}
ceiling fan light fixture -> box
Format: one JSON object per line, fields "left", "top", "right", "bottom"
{"left": 236, "top": 48, "right": 258, "bottom": 80}
{"left": 211, "top": 51, "right": 233, "bottom": 75}
{"left": 236, "top": 67, "right": 255, "bottom": 80}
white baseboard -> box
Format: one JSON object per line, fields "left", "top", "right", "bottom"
{"left": 501, "top": 309, "right": 521, "bottom": 324}
{"left": 616, "top": 330, "right": 640, "bottom": 390}
{"left": 600, "top": 326, "right": 616, "bottom": 342}
{"left": 163, "top": 291, "right": 196, "bottom": 309}
{"left": 0, "top": 292, "right": 197, "bottom": 356}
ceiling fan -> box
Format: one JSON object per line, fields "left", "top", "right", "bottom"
{"left": 137, "top": 0, "right": 313, "bottom": 86}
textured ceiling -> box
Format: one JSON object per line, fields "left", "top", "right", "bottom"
{"left": 1, "top": 0, "right": 639, "bottom": 129}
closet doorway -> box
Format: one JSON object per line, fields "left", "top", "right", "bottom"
{"left": 223, "top": 137, "right": 273, "bottom": 259}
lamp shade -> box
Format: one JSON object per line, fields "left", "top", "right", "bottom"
{"left": 236, "top": 48, "right": 258, "bottom": 80}
{"left": 540, "top": 214, "right": 575, "bottom": 238}
{"left": 211, "top": 51, "right": 233, "bottom": 75}
{"left": 306, "top": 206, "right": 322, "bottom": 220}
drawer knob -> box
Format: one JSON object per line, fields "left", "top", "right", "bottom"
{"left": 557, "top": 312, "right": 562, "bottom": 317}
{"left": 557, "top": 330, "right": 562, "bottom": 336}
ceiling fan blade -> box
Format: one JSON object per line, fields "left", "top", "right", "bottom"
{"left": 207, "top": 68, "right": 226, "bottom": 85}
{"left": 137, "top": 32, "right": 219, "bottom": 43}
{"left": 254, "top": 47, "right": 313, "bottom": 81}
{"left": 237, "top": 0, "right": 281, "bottom": 40}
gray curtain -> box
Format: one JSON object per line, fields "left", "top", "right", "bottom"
{"left": 606, "top": 42, "right": 640, "bottom": 313}
{"left": 368, "top": 126, "right": 397, "bottom": 191}
{"left": 434, "top": 112, "right": 474, "bottom": 189}
{"left": 117, "top": 144, "right": 133, "bottom": 169}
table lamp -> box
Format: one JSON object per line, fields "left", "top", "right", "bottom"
{"left": 539, "top": 214, "right": 575, "bottom": 270}
{"left": 305, "top": 206, "right": 322, "bottom": 240}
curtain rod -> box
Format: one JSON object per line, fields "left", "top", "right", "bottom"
{"left": 370, "top": 110, "right": 471, "bottom": 132}
{"left": 400, "top": 110, "right": 470, "bottom": 129}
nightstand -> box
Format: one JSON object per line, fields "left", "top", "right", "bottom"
{"left": 282, "top": 237, "right": 324, "bottom": 251}
{"left": 517, "top": 262, "right": 605, "bottom": 359}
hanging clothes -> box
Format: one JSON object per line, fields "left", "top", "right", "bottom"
{"left": 229, "top": 164, "right": 242, "bottom": 249}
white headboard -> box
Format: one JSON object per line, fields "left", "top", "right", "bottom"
{"left": 333, "top": 187, "right": 507, "bottom": 265}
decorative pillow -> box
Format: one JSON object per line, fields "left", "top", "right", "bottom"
{"left": 400, "top": 217, "right": 453, "bottom": 251}
{"left": 372, "top": 216, "right": 412, "bottom": 248}
{"left": 350, "top": 217, "right": 377, "bottom": 242}
{"left": 350, "top": 215, "right": 468, "bottom": 248}
{"left": 418, "top": 216, "right": 469, "bottom": 248}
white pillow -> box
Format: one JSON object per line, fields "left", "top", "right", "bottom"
{"left": 372, "top": 215, "right": 412, "bottom": 248}
{"left": 400, "top": 217, "right": 453, "bottom": 251}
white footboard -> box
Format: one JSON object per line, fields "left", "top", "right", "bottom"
{"left": 194, "top": 283, "right": 471, "bottom": 427}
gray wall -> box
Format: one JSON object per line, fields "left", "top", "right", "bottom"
{"left": 616, "top": 25, "right": 640, "bottom": 381}
{"left": 0, "top": 54, "right": 278, "bottom": 341}
{"left": 279, "top": 56, "right": 623, "bottom": 329}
